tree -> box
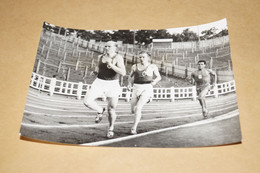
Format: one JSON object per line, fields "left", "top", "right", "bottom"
{"left": 181, "top": 29, "right": 199, "bottom": 42}
{"left": 154, "top": 29, "right": 172, "bottom": 39}
{"left": 77, "top": 30, "right": 94, "bottom": 40}
{"left": 135, "top": 30, "right": 157, "bottom": 45}
{"left": 92, "top": 30, "right": 112, "bottom": 42}
{"left": 201, "top": 27, "right": 218, "bottom": 40}
{"left": 172, "top": 33, "right": 183, "bottom": 42}
{"left": 111, "top": 30, "right": 134, "bottom": 44}
{"left": 214, "top": 29, "right": 229, "bottom": 37}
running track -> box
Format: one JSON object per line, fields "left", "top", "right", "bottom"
{"left": 20, "top": 88, "right": 241, "bottom": 147}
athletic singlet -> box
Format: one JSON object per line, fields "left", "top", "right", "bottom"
{"left": 133, "top": 64, "right": 153, "bottom": 84}
{"left": 97, "top": 55, "right": 119, "bottom": 80}
{"left": 191, "top": 69, "right": 211, "bottom": 88}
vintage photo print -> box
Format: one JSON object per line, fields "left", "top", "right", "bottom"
{"left": 19, "top": 19, "right": 242, "bottom": 147}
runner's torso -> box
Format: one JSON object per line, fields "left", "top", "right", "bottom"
{"left": 133, "top": 64, "right": 153, "bottom": 84}
{"left": 193, "top": 69, "right": 211, "bottom": 88}
{"left": 97, "top": 55, "right": 119, "bottom": 80}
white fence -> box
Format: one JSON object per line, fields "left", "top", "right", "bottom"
{"left": 30, "top": 72, "right": 236, "bottom": 102}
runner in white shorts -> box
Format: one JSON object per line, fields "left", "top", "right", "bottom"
{"left": 83, "top": 41, "right": 126, "bottom": 138}
{"left": 127, "top": 51, "right": 161, "bottom": 135}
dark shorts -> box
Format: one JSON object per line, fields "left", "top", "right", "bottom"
{"left": 196, "top": 84, "right": 211, "bottom": 95}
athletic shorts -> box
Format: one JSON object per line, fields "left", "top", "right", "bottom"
{"left": 86, "top": 78, "right": 122, "bottom": 98}
{"left": 132, "top": 83, "right": 153, "bottom": 100}
{"left": 196, "top": 83, "right": 211, "bottom": 95}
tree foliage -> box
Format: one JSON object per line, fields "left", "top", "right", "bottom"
{"left": 111, "top": 30, "right": 134, "bottom": 43}
{"left": 43, "top": 22, "right": 228, "bottom": 45}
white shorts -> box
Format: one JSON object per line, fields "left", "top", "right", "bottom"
{"left": 86, "top": 78, "right": 122, "bottom": 99}
{"left": 132, "top": 83, "right": 153, "bottom": 99}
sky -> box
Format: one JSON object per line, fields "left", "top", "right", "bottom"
{"left": 166, "top": 18, "right": 228, "bottom": 36}
{"left": 100, "top": 18, "right": 228, "bottom": 35}
{"left": 47, "top": 18, "right": 228, "bottom": 36}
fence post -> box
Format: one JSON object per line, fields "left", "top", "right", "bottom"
{"left": 49, "top": 77, "right": 56, "bottom": 96}
{"left": 172, "top": 64, "right": 175, "bottom": 76}
{"left": 170, "top": 87, "right": 175, "bottom": 102}
{"left": 41, "top": 45, "right": 45, "bottom": 54}
{"left": 77, "top": 82, "right": 83, "bottom": 99}
{"left": 210, "top": 57, "right": 213, "bottom": 69}
{"left": 46, "top": 49, "right": 50, "bottom": 60}
{"left": 185, "top": 66, "right": 188, "bottom": 78}
{"left": 57, "top": 47, "right": 60, "bottom": 56}
{"left": 84, "top": 66, "right": 88, "bottom": 77}
{"left": 72, "top": 48, "right": 75, "bottom": 56}
{"left": 192, "top": 86, "right": 197, "bottom": 101}
{"left": 36, "top": 59, "right": 41, "bottom": 73}
{"left": 63, "top": 52, "right": 67, "bottom": 62}
{"left": 76, "top": 58, "right": 79, "bottom": 70}
{"left": 57, "top": 61, "right": 62, "bottom": 73}
{"left": 68, "top": 68, "right": 71, "bottom": 81}
{"left": 213, "top": 85, "right": 219, "bottom": 98}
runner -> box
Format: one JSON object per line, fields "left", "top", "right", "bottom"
{"left": 191, "top": 60, "right": 217, "bottom": 118}
{"left": 83, "top": 41, "right": 126, "bottom": 138}
{"left": 128, "top": 51, "right": 161, "bottom": 135}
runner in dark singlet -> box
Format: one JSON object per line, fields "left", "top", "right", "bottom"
{"left": 127, "top": 51, "right": 161, "bottom": 135}
{"left": 83, "top": 41, "right": 126, "bottom": 138}
{"left": 191, "top": 60, "right": 217, "bottom": 118}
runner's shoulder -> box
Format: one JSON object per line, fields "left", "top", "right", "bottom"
{"left": 150, "top": 64, "right": 159, "bottom": 69}
{"left": 206, "top": 68, "right": 216, "bottom": 74}
{"left": 115, "top": 53, "right": 123, "bottom": 59}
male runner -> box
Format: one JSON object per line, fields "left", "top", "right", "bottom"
{"left": 128, "top": 51, "right": 161, "bottom": 135}
{"left": 191, "top": 60, "right": 217, "bottom": 118}
{"left": 84, "top": 41, "right": 126, "bottom": 138}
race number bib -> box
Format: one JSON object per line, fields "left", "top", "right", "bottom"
{"left": 198, "top": 74, "right": 202, "bottom": 79}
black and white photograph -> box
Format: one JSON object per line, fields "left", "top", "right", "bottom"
{"left": 19, "top": 18, "right": 242, "bottom": 147}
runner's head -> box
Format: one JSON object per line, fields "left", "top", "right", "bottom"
{"left": 105, "top": 41, "right": 118, "bottom": 55}
{"left": 198, "top": 60, "right": 206, "bottom": 70}
{"left": 138, "top": 51, "right": 151, "bottom": 64}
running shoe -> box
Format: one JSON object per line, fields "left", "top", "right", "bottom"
{"left": 95, "top": 108, "right": 105, "bottom": 123}
{"left": 130, "top": 129, "right": 137, "bottom": 135}
{"left": 203, "top": 110, "right": 209, "bottom": 118}
{"left": 106, "top": 130, "right": 114, "bottom": 138}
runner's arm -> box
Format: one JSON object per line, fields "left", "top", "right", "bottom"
{"left": 151, "top": 65, "right": 161, "bottom": 86}
{"left": 191, "top": 73, "right": 196, "bottom": 85}
{"left": 127, "top": 65, "right": 135, "bottom": 89}
{"left": 208, "top": 69, "right": 217, "bottom": 86}
{"left": 91, "top": 55, "right": 101, "bottom": 75}
{"left": 107, "top": 55, "right": 126, "bottom": 76}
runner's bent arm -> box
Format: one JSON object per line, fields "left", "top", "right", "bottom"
{"left": 91, "top": 55, "right": 101, "bottom": 76}
{"left": 107, "top": 55, "right": 126, "bottom": 76}
{"left": 208, "top": 69, "right": 217, "bottom": 86}
{"left": 127, "top": 65, "right": 135, "bottom": 90}
{"left": 151, "top": 65, "right": 161, "bottom": 86}
{"left": 191, "top": 73, "right": 196, "bottom": 85}
{"left": 128, "top": 65, "right": 135, "bottom": 87}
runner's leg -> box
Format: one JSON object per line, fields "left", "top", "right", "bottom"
{"left": 130, "top": 94, "right": 138, "bottom": 114}
{"left": 198, "top": 87, "right": 210, "bottom": 116}
{"left": 131, "top": 94, "right": 149, "bottom": 133}
{"left": 83, "top": 91, "right": 104, "bottom": 114}
{"left": 107, "top": 96, "right": 118, "bottom": 132}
